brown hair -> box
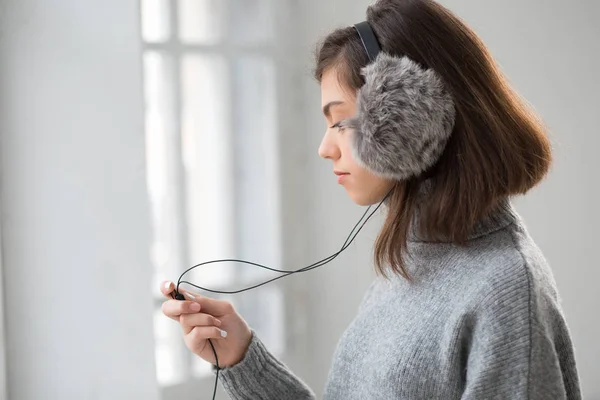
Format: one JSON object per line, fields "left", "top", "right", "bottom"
{"left": 314, "top": 0, "right": 551, "bottom": 279}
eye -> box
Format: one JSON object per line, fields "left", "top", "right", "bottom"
{"left": 329, "top": 121, "right": 346, "bottom": 132}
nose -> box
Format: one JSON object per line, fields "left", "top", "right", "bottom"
{"left": 318, "top": 131, "right": 341, "bottom": 160}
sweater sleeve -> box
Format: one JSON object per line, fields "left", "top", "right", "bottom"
{"left": 218, "top": 331, "right": 315, "bottom": 400}
{"left": 461, "top": 262, "right": 581, "bottom": 400}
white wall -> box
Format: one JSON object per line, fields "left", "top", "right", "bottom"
{"left": 298, "top": 0, "right": 600, "bottom": 398}
{"left": 0, "top": 204, "right": 7, "bottom": 400}
{"left": 0, "top": 1, "right": 159, "bottom": 399}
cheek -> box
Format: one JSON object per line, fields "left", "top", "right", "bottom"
{"left": 346, "top": 168, "right": 395, "bottom": 206}
{"left": 337, "top": 132, "right": 395, "bottom": 205}
{"left": 339, "top": 133, "right": 361, "bottom": 173}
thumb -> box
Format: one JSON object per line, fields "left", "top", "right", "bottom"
{"left": 161, "top": 281, "right": 176, "bottom": 298}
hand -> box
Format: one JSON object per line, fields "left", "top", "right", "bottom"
{"left": 160, "top": 281, "right": 253, "bottom": 367}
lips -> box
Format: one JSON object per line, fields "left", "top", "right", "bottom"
{"left": 334, "top": 170, "right": 350, "bottom": 176}
{"left": 334, "top": 170, "right": 349, "bottom": 184}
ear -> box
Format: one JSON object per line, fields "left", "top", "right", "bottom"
{"left": 343, "top": 53, "right": 456, "bottom": 181}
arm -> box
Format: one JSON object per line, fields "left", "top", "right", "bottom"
{"left": 219, "top": 331, "right": 315, "bottom": 400}
{"left": 218, "top": 279, "right": 381, "bottom": 399}
{"left": 461, "top": 264, "right": 581, "bottom": 400}
{"left": 159, "top": 283, "right": 315, "bottom": 400}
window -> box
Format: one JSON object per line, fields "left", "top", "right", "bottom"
{"left": 140, "top": 0, "right": 286, "bottom": 394}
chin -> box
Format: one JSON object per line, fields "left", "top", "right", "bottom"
{"left": 347, "top": 191, "right": 381, "bottom": 206}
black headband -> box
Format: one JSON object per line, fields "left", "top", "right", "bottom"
{"left": 354, "top": 21, "right": 381, "bottom": 62}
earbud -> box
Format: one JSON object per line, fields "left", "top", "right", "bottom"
{"left": 174, "top": 293, "right": 185, "bottom": 301}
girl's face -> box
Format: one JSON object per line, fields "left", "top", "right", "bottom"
{"left": 318, "top": 68, "right": 395, "bottom": 206}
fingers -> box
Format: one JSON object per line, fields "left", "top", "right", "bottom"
{"left": 179, "top": 312, "right": 222, "bottom": 334}
{"left": 180, "top": 290, "right": 234, "bottom": 317}
{"left": 160, "top": 281, "right": 234, "bottom": 317}
{"left": 161, "top": 281, "right": 175, "bottom": 298}
{"left": 162, "top": 298, "right": 201, "bottom": 320}
{"left": 186, "top": 326, "right": 228, "bottom": 344}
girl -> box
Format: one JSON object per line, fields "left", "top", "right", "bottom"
{"left": 161, "top": 0, "right": 581, "bottom": 398}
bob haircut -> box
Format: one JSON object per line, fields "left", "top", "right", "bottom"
{"left": 314, "top": 0, "right": 551, "bottom": 279}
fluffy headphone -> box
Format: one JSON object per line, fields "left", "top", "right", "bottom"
{"left": 341, "top": 21, "right": 456, "bottom": 181}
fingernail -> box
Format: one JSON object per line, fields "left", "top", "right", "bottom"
{"left": 214, "top": 319, "right": 222, "bottom": 327}
{"left": 190, "top": 303, "right": 201, "bottom": 312}
{"left": 164, "top": 282, "right": 172, "bottom": 290}
{"left": 220, "top": 329, "right": 228, "bottom": 338}
{"left": 184, "top": 292, "right": 195, "bottom": 300}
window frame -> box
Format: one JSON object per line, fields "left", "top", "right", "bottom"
{"left": 140, "top": 0, "right": 311, "bottom": 396}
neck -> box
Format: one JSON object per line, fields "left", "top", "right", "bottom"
{"left": 407, "top": 197, "right": 517, "bottom": 243}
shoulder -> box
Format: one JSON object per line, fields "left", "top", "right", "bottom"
{"left": 463, "top": 220, "right": 562, "bottom": 322}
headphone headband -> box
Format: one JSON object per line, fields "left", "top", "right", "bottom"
{"left": 354, "top": 21, "right": 381, "bottom": 62}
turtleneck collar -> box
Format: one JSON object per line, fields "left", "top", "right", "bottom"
{"left": 407, "top": 195, "right": 518, "bottom": 243}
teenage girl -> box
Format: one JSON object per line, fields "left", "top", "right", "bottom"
{"left": 161, "top": 0, "right": 581, "bottom": 398}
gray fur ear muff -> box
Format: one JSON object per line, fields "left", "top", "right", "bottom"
{"left": 341, "top": 52, "right": 456, "bottom": 181}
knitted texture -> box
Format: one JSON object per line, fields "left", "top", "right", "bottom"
{"left": 219, "top": 203, "right": 581, "bottom": 399}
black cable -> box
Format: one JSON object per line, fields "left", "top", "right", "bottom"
{"left": 171, "top": 290, "right": 221, "bottom": 400}
{"left": 175, "top": 199, "right": 375, "bottom": 292}
{"left": 172, "top": 190, "right": 391, "bottom": 399}
{"left": 176, "top": 203, "right": 375, "bottom": 295}
{"left": 208, "top": 339, "right": 220, "bottom": 400}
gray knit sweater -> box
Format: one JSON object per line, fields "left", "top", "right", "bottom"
{"left": 219, "top": 201, "right": 581, "bottom": 399}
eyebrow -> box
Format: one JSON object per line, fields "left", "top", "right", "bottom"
{"left": 322, "top": 101, "right": 344, "bottom": 118}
